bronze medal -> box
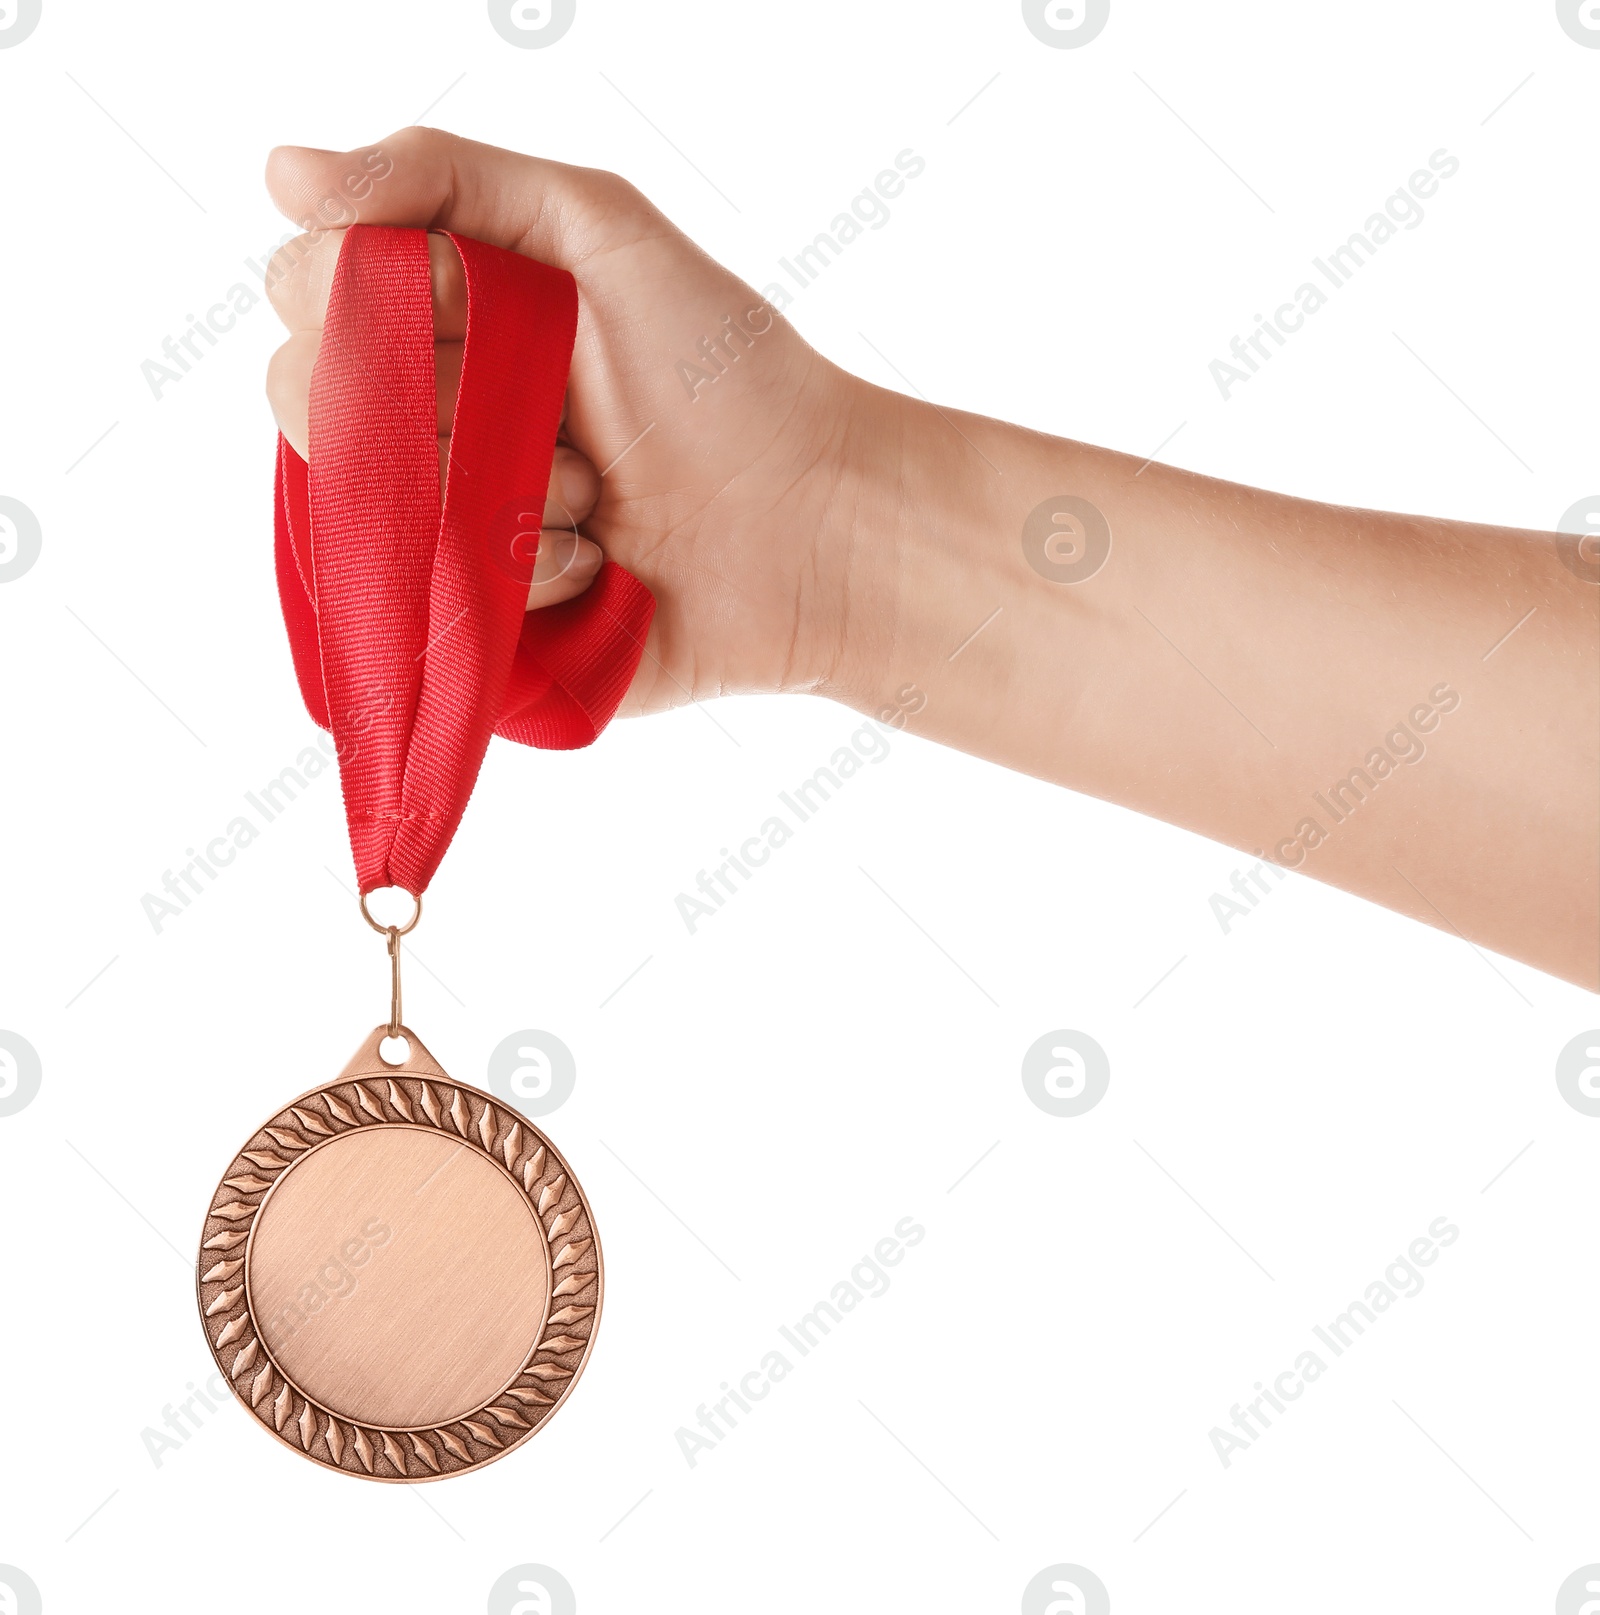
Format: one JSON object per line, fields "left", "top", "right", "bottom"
{"left": 196, "top": 1018, "right": 601, "bottom": 1481}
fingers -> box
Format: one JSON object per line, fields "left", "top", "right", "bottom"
{"left": 267, "top": 228, "right": 466, "bottom": 337}
{"left": 262, "top": 128, "right": 636, "bottom": 618}
{"left": 548, "top": 443, "right": 598, "bottom": 526}
{"left": 267, "top": 329, "right": 599, "bottom": 530}
{"left": 265, "top": 331, "right": 317, "bottom": 455}
{"left": 269, "top": 332, "right": 469, "bottom": 454}
{"left": 528, "top": 531, "right": 603, "bottom": 608}
{"left": 263, "top": 127, "right": 655, "bottom": 268}
{"left": 266, "top": 331, "right": 461, "bottom": 455}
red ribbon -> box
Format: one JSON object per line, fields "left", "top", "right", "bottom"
{"left": 274, "top": 225, "right": 654, "bottom": 896}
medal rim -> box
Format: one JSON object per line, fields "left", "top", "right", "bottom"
{"left": 194, "top": 1026, "right": 603, "bottom": 1483}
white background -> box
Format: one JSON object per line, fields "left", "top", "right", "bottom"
{"left": 1, "top": 2, "right": 1597, "bottom": 1611}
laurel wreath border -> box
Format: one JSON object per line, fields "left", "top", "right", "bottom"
{"left": 196, "top": 1071, "right": 599, "bottom": 1482}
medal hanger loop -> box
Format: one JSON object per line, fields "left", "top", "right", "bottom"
{"left": 358, "top": 889, "right": 422, "bottom": 1043}
{"left": 359, "top": 888, "right": 422, "bottom": 938}
{"left": 385, "top": 925, "right": 403, "bottom": 1040}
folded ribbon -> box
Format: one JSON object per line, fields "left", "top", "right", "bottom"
{"left": 274, "top": 225, "right": 654, "bottom": 895}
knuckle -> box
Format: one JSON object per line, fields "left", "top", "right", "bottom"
{"left": 390, "top": 124, "right": 450, "bottom": 163}
{"left": 581, "top": 165, "right": 641, "bottom": 210}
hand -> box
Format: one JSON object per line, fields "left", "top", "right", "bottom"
{"left": 263, "top": 130, "right": 1597, "bottom": 987}
{"left": 264, "top": 126, "right": 876, "bottom": 716}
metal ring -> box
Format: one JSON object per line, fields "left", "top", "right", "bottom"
{"left": 359, "top": 887, "right": 422, "bottom": 937}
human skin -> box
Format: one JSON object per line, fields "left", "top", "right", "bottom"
{"left": 263, "top": 128, "right": 1598, "bottom": 990}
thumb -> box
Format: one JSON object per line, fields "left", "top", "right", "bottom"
{"left": 264, "top": 127, "right": 652, "bottom": 269}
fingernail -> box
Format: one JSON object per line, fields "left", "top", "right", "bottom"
{"left": 542, "top": 532, "right": 579, "bottom": 576}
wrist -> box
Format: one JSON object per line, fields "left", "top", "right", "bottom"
{"left": 812, "top": 379, "right": 1102, "bottom": 756}
{"left": 809, "top": 381, "right": 978, "bottom": 715}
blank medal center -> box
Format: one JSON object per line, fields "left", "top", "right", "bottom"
{"left": 247, "top": 1125, "right": 549, "bottom": 1428}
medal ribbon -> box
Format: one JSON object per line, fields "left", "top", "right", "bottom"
{"left": 273, "top": 225, "right": 654, "bottom": 896}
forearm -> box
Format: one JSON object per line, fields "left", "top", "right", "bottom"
{"left": 821, "top": 382, "right": 1599, "bottom": 987}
